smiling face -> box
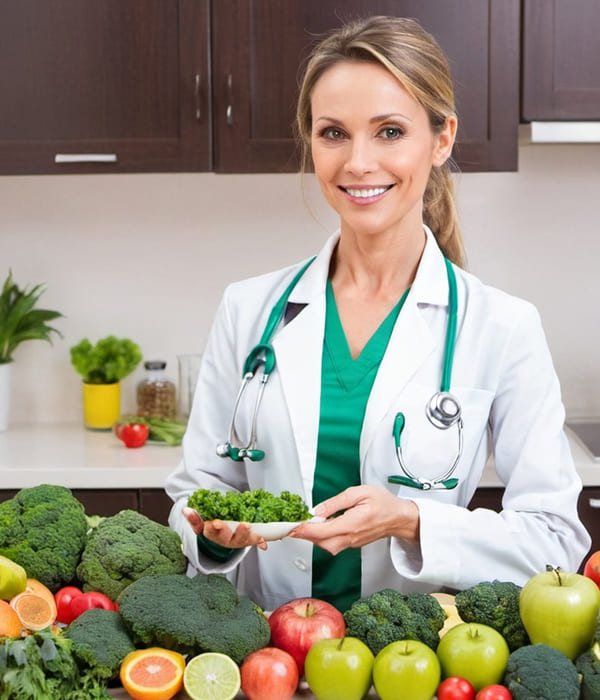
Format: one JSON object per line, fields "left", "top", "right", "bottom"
{"left": 310, "top": 60, "right": 456, "bottom": 243}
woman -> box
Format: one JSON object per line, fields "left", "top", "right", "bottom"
{"left": 166, "top": 16, "right": 589, "bottom": 613}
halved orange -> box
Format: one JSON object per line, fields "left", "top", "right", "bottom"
{"left": 10, "top": 592, "right": 56, "bottom": 631}
{"left": 0, "top": 599, "right": 23, "bottom": 638}
{"left": 24, "top": 578, "right": 58, "bottom": 619}
{"left": 120, "top": 647, "right": 186, "bottom": 700}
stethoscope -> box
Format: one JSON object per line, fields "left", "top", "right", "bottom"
{"left": 216, "top": 255, "right": 463, "bottom": 491}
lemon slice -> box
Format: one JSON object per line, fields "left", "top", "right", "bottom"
{"left": 184, "top": 652, "right": 241, "bottom": 700}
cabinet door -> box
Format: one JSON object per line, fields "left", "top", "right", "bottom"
{"left": 212, "top": 0, "right": 519, "bottom": 173}
{"left": 522, "top": 0, "right": 600, "bottom": 120}
{"left": 0, "top": 0, "right": 211, "bottom": 174}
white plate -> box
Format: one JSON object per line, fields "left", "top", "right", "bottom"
{"left": 223, "top": 516, "right": 325, "bottom": 541}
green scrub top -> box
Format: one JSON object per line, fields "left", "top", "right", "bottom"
{"left": 311, "top": 280, "right": 409, "bottom": 612}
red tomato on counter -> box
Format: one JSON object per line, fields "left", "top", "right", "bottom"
{"left": 437, "top": 676, "right": 476, "bottom": 700}
{"left": 117, "top": 422, "right": 150, "bottom": 448}
{"left": 584, "top": 550, "right": 600, "bottom": 589}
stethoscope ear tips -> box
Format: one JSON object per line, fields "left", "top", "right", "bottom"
{"left": 427, "top": 391, "right": 462, "bottom": 429}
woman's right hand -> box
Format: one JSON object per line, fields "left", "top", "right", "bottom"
{"left": 182, "top": 506, "right": 268, "bottom": 550}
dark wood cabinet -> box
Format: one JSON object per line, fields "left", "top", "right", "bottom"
{"left": 522, "top": 0, "right": 600, "bottom": 120}
{"left": 0, "top": 0, "right": 211, "bottom": 174}
{"left": 212, "top": 0, "right": 520, "bottom": 173}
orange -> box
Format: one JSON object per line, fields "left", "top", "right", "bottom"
{"left": 120, "top": 647, "right": 186, "bottom": 700}
{"left": 24, "top": 578, "right": 58, "bottom": 619}
{"left": 10, "top": 592, "right": 56, "bottom": 631}
{"left": 0, "top": 599, "right": 23, "bottom": 638}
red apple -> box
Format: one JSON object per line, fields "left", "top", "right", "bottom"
{"left": 584, "top": 551, "right": 600, "bottom": 589}
{"left": 241, "top": 647, "right": 299, "bottom": 700}
{"left": 268, "top": 597, "right": 346, "bottom": 675}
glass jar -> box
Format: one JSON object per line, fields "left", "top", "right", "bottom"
{"left": 137, "top": 361, "right": 176, "bottom": 419}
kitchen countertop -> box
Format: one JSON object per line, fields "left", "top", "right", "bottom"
{"left": 0, "top": 422, "right": 598, "bottom": 490}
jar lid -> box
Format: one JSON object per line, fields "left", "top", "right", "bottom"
{"left": 144, "top": 360, "right": 167, "bottom": 370}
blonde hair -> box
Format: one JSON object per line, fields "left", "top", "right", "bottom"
{"left": 296, "top": 15, "right": 465, "bottom": 267}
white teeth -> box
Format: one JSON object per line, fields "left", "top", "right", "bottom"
{"left": 345, "top": 187, "right": 388, "bottom": 198}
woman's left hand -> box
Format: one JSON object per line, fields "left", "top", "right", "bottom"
{"left": 289, "top": 485, "right": 420, "bottom": 555}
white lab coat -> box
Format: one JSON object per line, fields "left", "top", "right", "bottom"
{"left": 166, "top": 227, "right": 590, "bottom": 611}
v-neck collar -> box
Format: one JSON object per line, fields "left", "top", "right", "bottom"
{"left": 324, "top": 279, "right": 409, "bottom": 389}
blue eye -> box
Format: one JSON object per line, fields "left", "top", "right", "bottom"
{"left": 380, "top": 126, "right": 403, "bottom": 140}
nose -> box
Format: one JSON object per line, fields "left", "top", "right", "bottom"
{"left": 344, "top": 135, "right": 376, "bottom": 175}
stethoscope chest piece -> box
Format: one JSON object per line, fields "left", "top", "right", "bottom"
{"left": 427, "top": 391, "right": 461, "bottom": 429}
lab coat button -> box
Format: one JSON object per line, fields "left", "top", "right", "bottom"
{"left": 293, "top": 558, "right": 307, "bottom": 571}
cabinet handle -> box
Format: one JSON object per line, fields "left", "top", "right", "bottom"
{"left": 226, "top": 73, "right": 233, "bottom": 126}
{"left": 55, "top": 154, "right": 117, "bottom": 163}
{"left": 589, "top": 498, "right": 600, "bottom": 509}
{"left": 194, "top": 73, "right": 202, "bottom": 121}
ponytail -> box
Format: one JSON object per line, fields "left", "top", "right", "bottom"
{"left": 423, "top": 164, "right": 465, "bottom": 268}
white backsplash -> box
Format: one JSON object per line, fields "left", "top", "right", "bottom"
{"left": 1, "top": 139, "right": 599, "bottom": 424}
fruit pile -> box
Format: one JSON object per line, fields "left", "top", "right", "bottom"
{"left": 3, "top": 537, "right": 600, "bottom": 699}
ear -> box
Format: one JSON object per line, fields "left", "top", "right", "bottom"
{"left": 432, "top": 115, "right": 457, "bottom": 167}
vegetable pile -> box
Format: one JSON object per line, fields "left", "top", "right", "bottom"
{"left": 116, "top": 415, "right": 187, "bottom": 446}
{"left": 188, "top": 487, "right": 311, "bottom": 522}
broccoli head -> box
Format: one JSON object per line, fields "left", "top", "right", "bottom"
{"left": 64, "top": 608, "right": 135, "bottom": 682}
{"left": 117, "top": 572, "right": 271, "bottom": 665}
{"left": 577, "top": 640, "right": 600, "bottom": 700}
{"left": 503, "top": 643, "right": 580, "bottom": 700}
{"left": 0, "top": 484, "right": 88, "bottom": 592}
{"left": 455, "top": 579, "right": 529, "bottom": 651}
{"left": 343, "top": 588, "right": 446, "bottom": 655}
{"left": 76, "top": 509, "right": 186, "bottom": 601}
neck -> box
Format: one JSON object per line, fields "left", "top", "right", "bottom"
{"left": 331, "top": 223, "right": 426, "bottom": 298}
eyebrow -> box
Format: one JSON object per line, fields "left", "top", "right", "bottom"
{"left": 314, "top": 112, "right": 413, "bottom": 125}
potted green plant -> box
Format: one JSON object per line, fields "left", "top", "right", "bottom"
{"left": 0, "top": 270, "right": 64, "bottom": 431}
{"left": 70, "top": 335, "right": 142, "bottom": 429}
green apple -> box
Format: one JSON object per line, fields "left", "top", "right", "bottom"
{"left": 372, "top": 640, "right": 440, "bottom": 700}
{"left": 304, "top": 637, "right": 374, "bottom": 700}
{"left": 436, "top": 623, "right": 509, "bottom": 691}
{"left": 519, "top": 567, "right": 600, "bottom": 660}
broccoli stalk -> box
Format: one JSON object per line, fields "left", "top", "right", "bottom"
{"left": 76, "top": 509, "right": 187, "bottom": 601}
{"left": 0, "top": 484, "right": 89, "bottom": 592}
{"left": 117, "top": 572, "right": 271, "bottom": 665}
{"left": 343, "top": 588, "right": 446, "bottom": 655}
{"left": 454, "top": 579, "right": 529, "bottom": 651}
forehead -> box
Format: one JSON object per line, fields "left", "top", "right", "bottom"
{"left": 311, "top": 60, "right": 421, "bottom": 117}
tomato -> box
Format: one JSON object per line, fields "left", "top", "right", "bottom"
{"left": 54, "top": 586, "right": 83, "bottom": 624}
{"left": 475, "top": 685, "right": 513, "bottom": 700}
{"left": 437, "top": 676, "right": 477, "bottom": 700}
{"left": 584, "top": 550, "right": 600, "bottom": 589}
{"left": 69, "top": 591, "right": 117, "bottom": 620}
{"left": 118, "top": 422, "right": 149, "bottom": 448}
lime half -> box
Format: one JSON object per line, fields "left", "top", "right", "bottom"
{"left": 183, "top": 652, "right": 241, "bottom": 700}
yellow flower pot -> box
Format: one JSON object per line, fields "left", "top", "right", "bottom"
{"left": 82, "top": 382, "right": 120, "bottom": 430}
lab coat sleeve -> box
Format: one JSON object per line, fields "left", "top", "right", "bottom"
{"left": 390, "top": 302, "right": 591, "bottom": 589}
{"left": 165, "top": 289, "right": 251, "bottom": 576}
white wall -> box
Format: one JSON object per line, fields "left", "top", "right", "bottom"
{"left": 2, "top": 136, "right": 599, "bottom": 424}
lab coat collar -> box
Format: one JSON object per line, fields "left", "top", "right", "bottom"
{"left": 286, "top": 224, "right": 450, "bottom": 309}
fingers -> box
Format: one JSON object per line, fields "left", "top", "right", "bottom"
{"left": 312, "top": 485, "right": 363, "bottom": 518}
{"left": 183, "top": 506, "right": 204, "bottom": 535}
{"left": 205, "top": 520, "right": 268, "bottom": 551}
